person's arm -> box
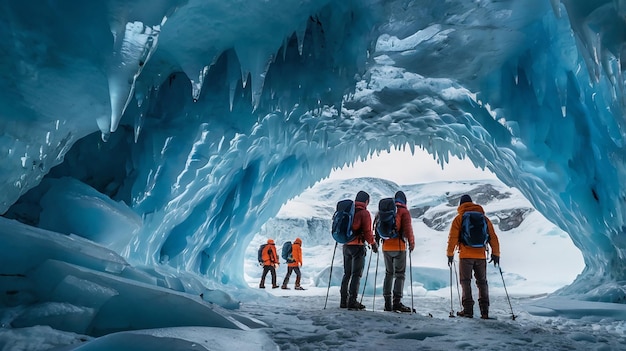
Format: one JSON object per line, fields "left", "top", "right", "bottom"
{"left": 487, "top": 218, "right": 500, "bottom": 256}
{"left": 362, "top": 211, "right": 375, "bottom": 245}
{"left": 446, "top": 216, "right": 461, "bottom": 257}
{"left": 401, "top": 209, "right": 415, "bottom": 251}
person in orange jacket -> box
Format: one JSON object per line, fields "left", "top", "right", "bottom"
{"left": 281, "top": 238, "right": 304, "bottom": 290}
{"left": 340, "top": 190, "right": 378, "bottom": 310}
{"left": 381, "top": 191, "right": 415, "bottom": 312}
{"left": 446, "top": 194, "right": 500, "bottom": 319}
{"left": 259, "top": 239, "right": 279, "bottom": 289}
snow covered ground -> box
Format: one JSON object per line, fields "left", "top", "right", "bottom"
{"left": 239, "top": 288, "right": 626, "bottom": 351}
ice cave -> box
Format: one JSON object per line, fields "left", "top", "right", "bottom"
{"left": 0, "top": 0, "right": 626, "bottom": 339}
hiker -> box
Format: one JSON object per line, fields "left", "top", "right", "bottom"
{"left": 340, "top": 190, "right": 378, "bottom": 310}
{"left": 259, "top": 239, "right": 280, "bottom": 289}
{"left": 380, "top": 191, "right": 415, "bottom": 312}
{"left": 281, "top": 238, "right": 304, "bottom": 290}
{"left": 446, "top": 194, "right": 500, "bottom": 319}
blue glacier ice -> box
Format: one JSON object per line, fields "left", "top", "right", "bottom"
{"left": 1, "top": 0, "right": 626, "bottom": 341}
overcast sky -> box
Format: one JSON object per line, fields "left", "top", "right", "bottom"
{"left": 326, "top": 148, "right": 498, "bottom": 185}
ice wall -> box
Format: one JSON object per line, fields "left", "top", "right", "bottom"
{"left": 1, "top": 0, "right": 625, "bottom": 301}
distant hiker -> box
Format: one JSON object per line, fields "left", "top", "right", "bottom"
{"left": 379, "top": 191, "right": 415, "bottom": 312}
{"left": 446, "top": 194, "right": 500, "bottom": 319}
{"left": 281, "top": 238, "right": 304, "bottom": 290}
{"left": 340, "top": 190, "right": 378, "bottom": 310}
{"left": 259, "top": 239, "right": 280, "bottom": 289}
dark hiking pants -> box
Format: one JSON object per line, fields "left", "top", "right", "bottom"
{"left": 282, "top": 266, "right": 302, "bottom": 287}
{"left": 459, "top": 258, "right": 489, "bottom": 315}
{"left": 340, "top": 245, "right": 366, "bottom": 303}
{"left": 260, "top": 265, "right": 277, "bottom": 287}
{"left": 383, "top": 250, "right": 406, "bottom": 300}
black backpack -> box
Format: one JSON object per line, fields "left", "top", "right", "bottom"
{"left": 282, "top": 241, "right": 293, "bottom": 262}
{"left": 331, "top": 199, "right": 357, "bottom": 243}
{"left": 460, "top": 211, "right": 489, "bottom": 248}
{"left": 376, "top": 198, "right": 398, "bottom": 240}
{"left": 257, "top": 244, "right": 267, "bottom": 265}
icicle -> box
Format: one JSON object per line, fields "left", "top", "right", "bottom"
{"left": 235, "top": 44, "right": 274, "bottom": 111}
{"left": 108, "top": 21, "right": 161, "bottom": 133}
{"left": 295, "top": 20, "right": 307, "bottom": 56}
{"left": 190, "top": 66, "right": 209, "bottom": 102}
{"left": 226, "top": 50, "right": 240, "bottom": 111}
{"left": 134, "top": 111, "right": 145, "bottom": 143}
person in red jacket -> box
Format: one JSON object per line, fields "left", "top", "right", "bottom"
{"left": 259, "top": 239, "right": 279, "bottom": 289}
{"left": 281, "top": 238, "right": 304, "bottom": 290}
{"left": 340, "top": 190, "right": 378, "bottom": 310}
{"left": 381, "top": 191, "right": 415, "bottom": 312}
{"left": 446, "top": 194, "right": 501, "bottom": 319}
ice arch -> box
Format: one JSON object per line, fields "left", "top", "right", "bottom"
{"left": 1, "top": 0, "right": 625, "bottom": 301}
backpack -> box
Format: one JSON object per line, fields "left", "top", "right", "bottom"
{"left": 281, "top": 241, "right": 293, "bottom": 262}
{"left": 257, "top": 244, "right": 267, "bottom": 265}
{"left": 459, "top": 211, "right": 489, "bottom": 248}
{"left": 331, "top": 199, "right": 356, "bottom": 244}
{"left": 376, "top": 198, "right": 398, "bottom": 240}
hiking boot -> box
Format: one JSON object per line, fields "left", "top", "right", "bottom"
{"left": 457, "top": 310, "right": 473, "bottom": 318}
{"left": 272, "top": 285, "right": 280, "bottom": 289}
{"left": 384, "top": 296, "right": 393, "bottom": 312}
{"left": 348, "top": 301, "right": 366, "bottom": 310}
{"left": 294, "top": 286, "right": 305, "bottom": 290}
{"left": 281, "top": 285, "right": 290, "bottom": 290}
{"left": 480, "top": 314, "right": 490, "bottom": 319}
{"left": 340, "top": 301, "right": 347, "bottom": 308}
{"left": 259, "top": 284, "right": 265, "bottom": 289}
{"left": 393, "top": 302, "right": 412, "bottom": 313}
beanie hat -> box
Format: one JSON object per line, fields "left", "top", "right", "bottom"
{"left": 267, "top": 239, "right": 275, "bottom": 245}
{"left": 355, "top": 190, "right": 370, "bottom": 203}
{"left": 294, "top": 238, "right": 302, "bottom": 245}
{"left": 459, "top": 194, "right": 472, "bottom": 205}
{"left": 394, "top": 191, "right": 407, "bottom": 204}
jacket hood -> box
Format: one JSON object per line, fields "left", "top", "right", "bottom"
{"left": 294, "top": 238, "right": 302, "bottom": 245}
{"left": 267, "top": 239, "right": 275, "bottom": 244}
{"left": 458, "top": 202, "right": 484, "bottom": 215}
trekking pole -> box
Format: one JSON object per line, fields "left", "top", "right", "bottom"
{"left": 323, "top": 242, "right": 338, "bottom": 310}
{"left": 407, "top": 243, "right": 414, "bottom": 313}
{"left": 453, "top": 261, "right": 462, "bottom": 310}
{"left": 372, "top": 250, "right": 379, "bottom": 311}
{"left": 498, "top": 266, "right": 517, "bottom": 320}
{"left": 449, "top": 263, "right": 455, "bottom": 317}
{"left": 359, "top": 246, "right": 373, "bottom": 306}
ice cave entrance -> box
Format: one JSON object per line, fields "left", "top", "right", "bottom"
{"left": 244, "top": 149, "right": 584, "bottom": 296}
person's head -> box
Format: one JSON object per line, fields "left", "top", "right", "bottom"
{"left": 459, "top": 194, "right": 472, "bottom": 206}
{"left": 294, "top": 237, "right": 302, "bottom": 245}
{"left": 267, "top": 238, "right": 275, "bottom": 245}
{"left": 355, "top": 190, "right": 370, "bottom": 204}
{"left": 395, "top": 191, "right": 407, "bottom": 205}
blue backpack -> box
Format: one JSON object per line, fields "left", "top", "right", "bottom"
{"left": 376, "top": 198, "right": 398, "bottom": 240}
{"left": 282, "top": 241, "right": 293, "bottom": 262}
{"left": 331, "top": 199, "right": 356, "bottom": 244}
{"left": 257, "top": 244, "right": 267, "bottom": 265}
{"left": 460, "top": 211, "right": 489, "bottom": 248}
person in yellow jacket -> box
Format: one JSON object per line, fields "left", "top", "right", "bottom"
{"left": 281, "top": 238, "right": 304, "bottom": 290}
{"left": 381, "top": 191, "right": 415, "bottom": 312}
{"left": 446, "top": 195, "right": 500, "bottom": 319}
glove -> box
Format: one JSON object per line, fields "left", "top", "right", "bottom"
{"left": 489, "top": 254, "right": 500, "bottom": 267}
{"left": 409, "top": 244, "right": 415, "bottom": 253}
{"left": 447, "top": 256, "right": 454, "bottom": 266}
{"left": 371, "top": 243, "right": 378, "bottom": 254}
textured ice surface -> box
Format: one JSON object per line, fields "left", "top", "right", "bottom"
{"left": 0, "top": 0, "right": 625, "bottom": 302}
